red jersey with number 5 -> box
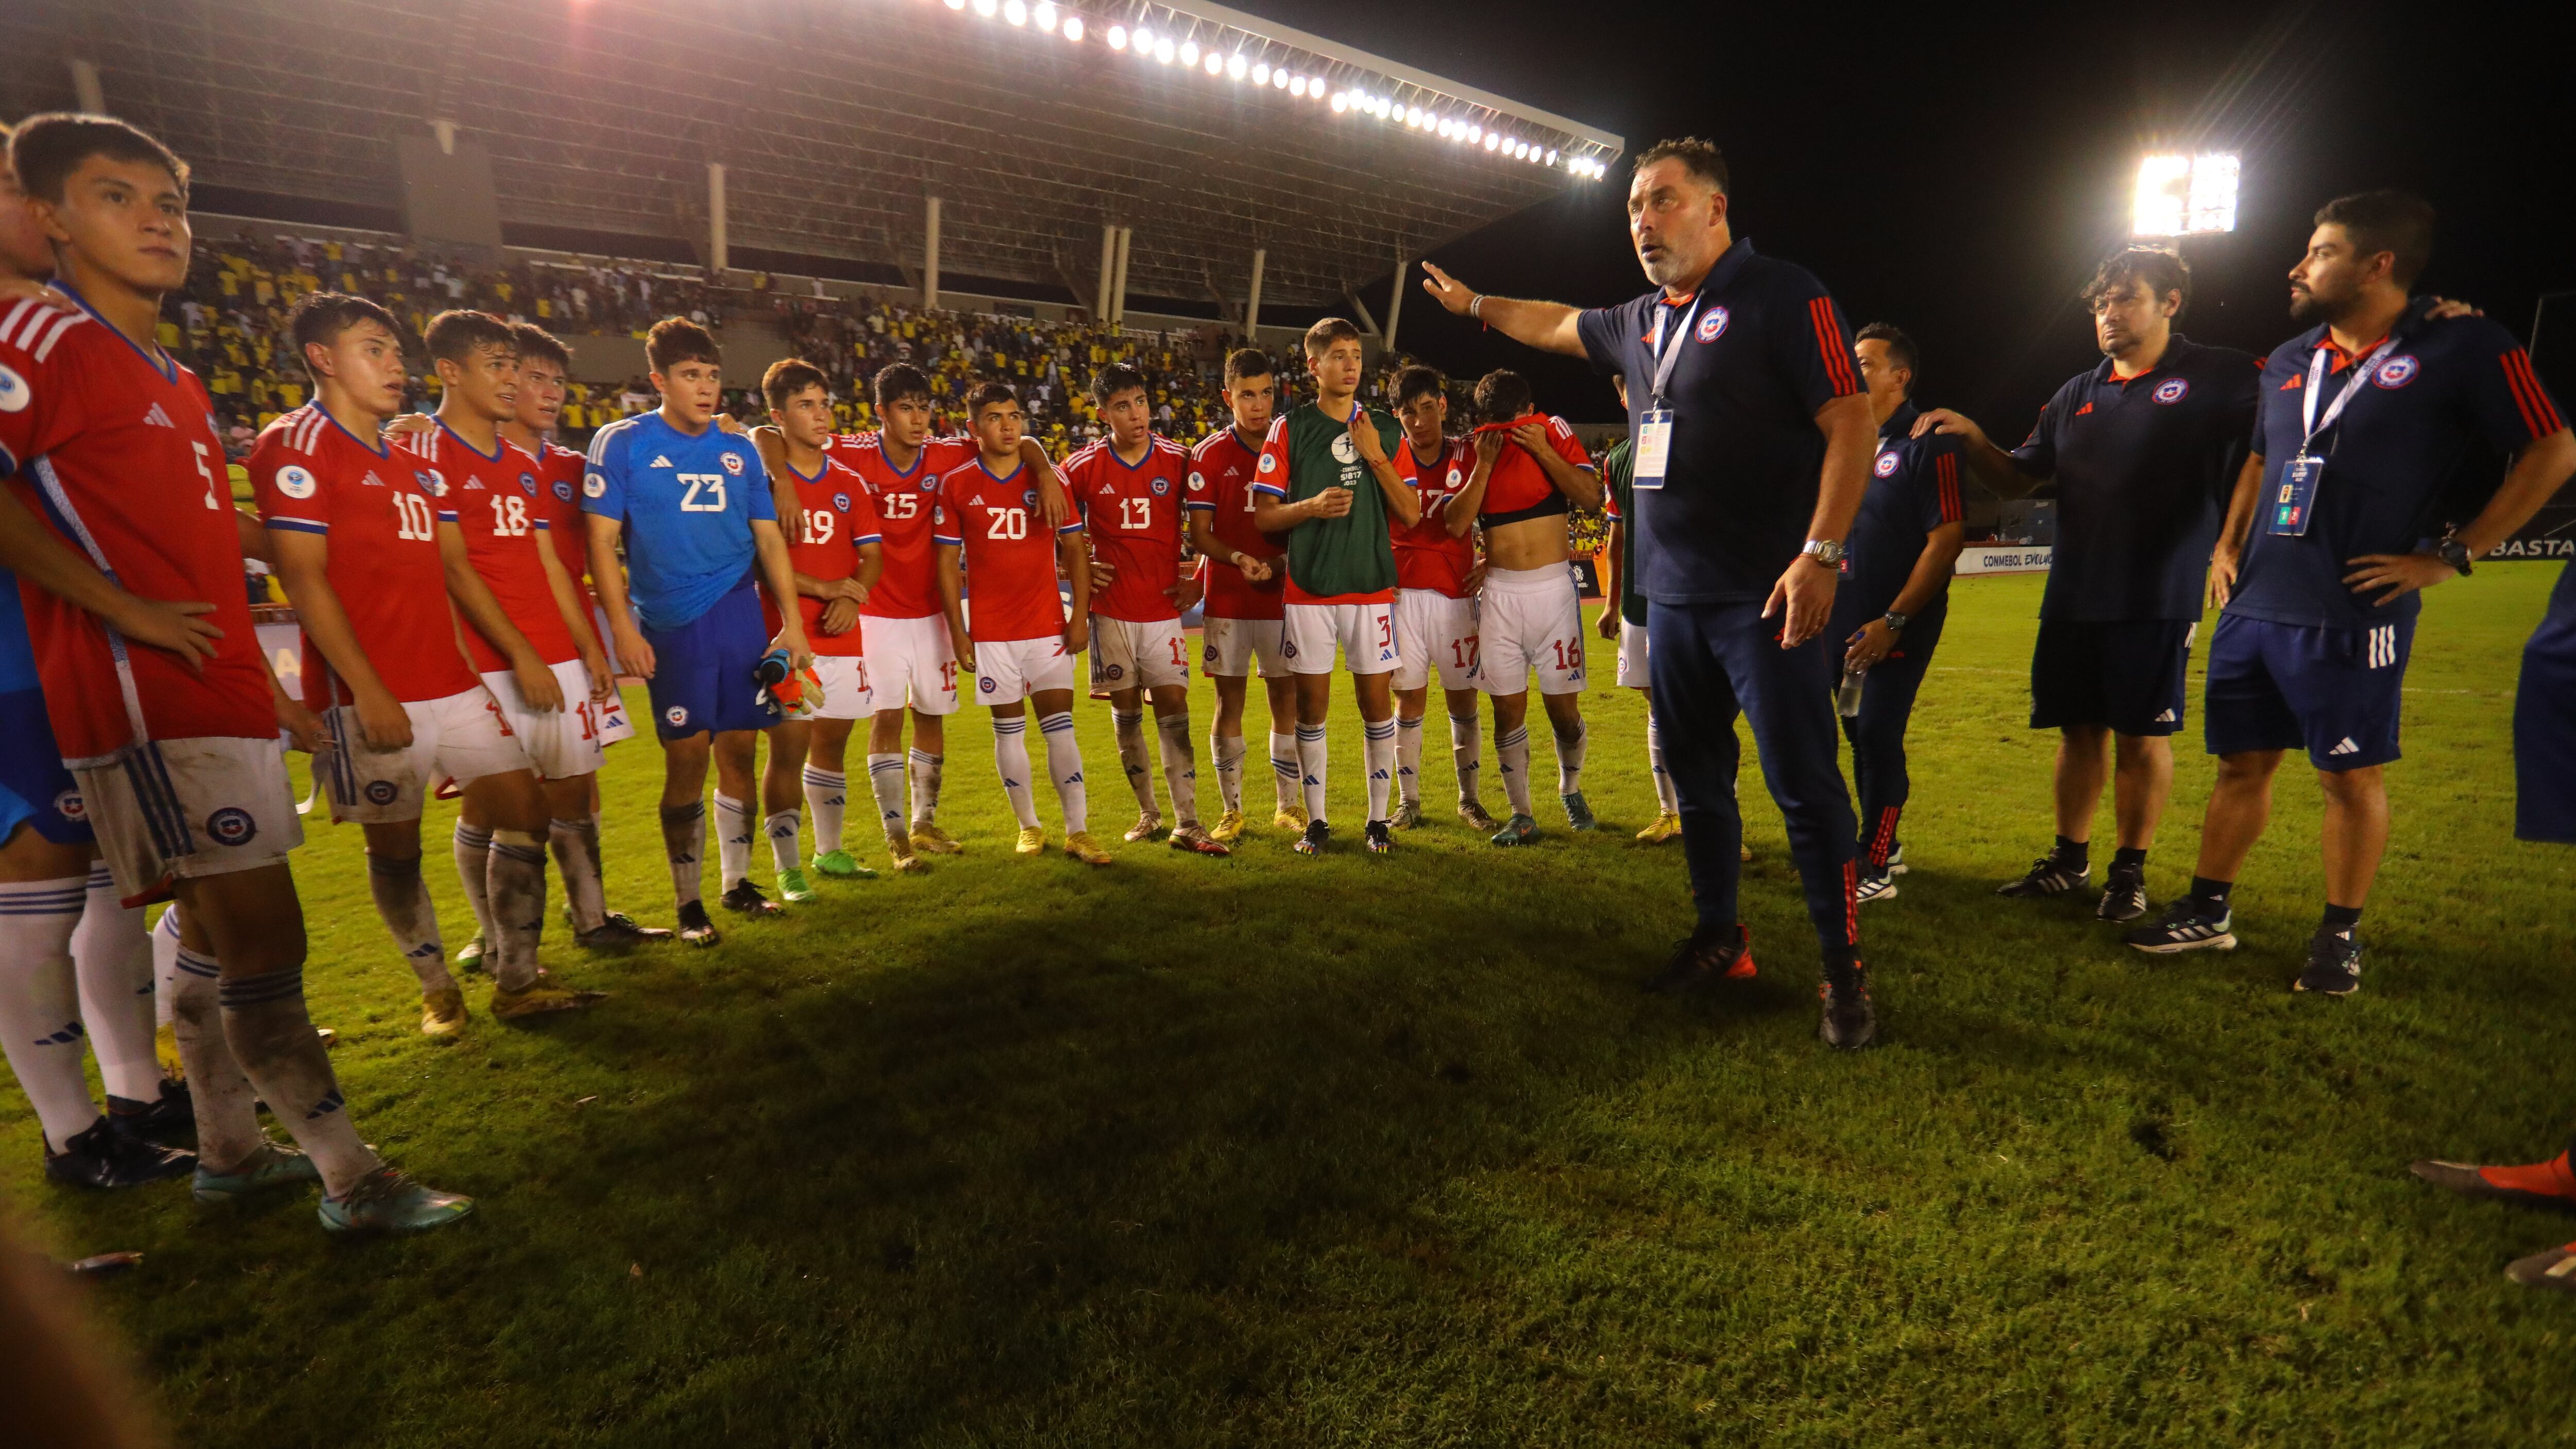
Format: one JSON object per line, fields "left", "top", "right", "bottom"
{"left": 934, "top": 458, "right": 1080, "bottom": 643}
{"left": 252, "top": 405, "right": 478, "bottom": 708}
{"left": 397, "top": 424, "right": 575, "bottom": 671}
{"left": 0, "top": 296, "right": 273, "bottom": 759}
{"left": 826, "top": 432, "right": 976, "bottom": 621}
{"left": 1064, "top": 435, "right": 1189, "bottom": 623}
{"left": 764, "top": 454, "right": 882, "bottom": 658}
{"left": 1184, "top": 426, "right": 1285, "bottom": 621}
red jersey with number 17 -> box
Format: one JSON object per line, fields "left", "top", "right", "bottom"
{"left": 397, "top": 424, "right": 575, "bottom": 671}
{"left": 0, "top": 296, "right": 273, "bottom": 760}
{"left": 1064, "top": 435, "right": 1190, "bottom": 623}
{"left": 934, "top": 457, "right": 1081, "bottom": 643}
{"left": 825, "top": 432, "right": 977, "bottom": 621}
{"left": 762, "top": 454, "right": 883, "bottom": 658}
{"left": 1391, "top": 435, "right": 1479, "bottom": 599}
{"left": 252, "top": 405, "right": 478, "bottom": 708}
{"left": 1184, "top": 425, "right": 1285, "bottom": 621}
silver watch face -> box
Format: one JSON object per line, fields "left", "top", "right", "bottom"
{"left": 1807, "top": 539, "right": 1845, "bottom": 566}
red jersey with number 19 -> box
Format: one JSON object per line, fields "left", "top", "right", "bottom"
{"left": 0, "top": 295, "right": 273, "bottom": 760}
{"left": 935, "top": 457, "right": 1081, "bottom": 643}
{"left": 397, "top": 424, "right": 575, "bottom": 671}
{"left": 252, "top": 406, "right": 478, "bottom": 708}
{"left": 764, "top": 454, "right": 883, "bottom": 657}
{"left": 1064, "top": 435, "right": 1190, "bottom": 623}
{"left": 826, "top": 433, "right": 977, "bottom": 621}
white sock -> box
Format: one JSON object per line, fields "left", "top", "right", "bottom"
{"left": 1212, "top": 730, "right": 1246, "bottom": 815}
{"left": 1297, "top": 724, "right": 1329, "bottom": 823}
{"left": 1647, "top": 712, "right": 1678, "bottom": 812}
{"left": 0, "top": 877, "right": 99, "bottom": 1151}
{"left": 1114, "top": 709, "right": 1157, "bottom": 818}
{"left": 764, "top": 808, "right": 801, "bottom": 877}
{"left": 1040, "top": 710, "right": 1088, "bottom": 836}
{"left": 486, "top": 830, "right": 550, "bottom": 993}
{"left": 1553, "top": 717, "right": 1589, "bottom": 797}
{"left": 72, "top": 862, "right": 161, "bottom": 1105}
{"left": 1497, "top": 724, "right": 1534, "bottom": 816}
{"left": 1156, "top": 712, "right": 1198, "bottom": 825}
{"left": 1270, "top": 730, "right": 1300, "bottom": 812}
{"left": 1363, "top": 717, "right": 1397, "bottom": 824}
{"left": 908, "top": 747, "right": 944, "bottom": 828}
{"left": 452, "top": 822, "right": 496, "bottom": 945}
{"left": 659, "top": 801, "right": 706, "bottom": 909}
{"left": 804, "top": 765, "right": 849, "bottom": 855}
{"left": 1395, "top": 714, "right": 1424, "bottom": 806}
{"left": 216, "top": 966, "right": 380, "bottom": 1198}
{"left": 365, "top": 853, "right": 454, "bottom": 994}
{"left": 860, "top": 756, "right": 906, "bottom": 842}
{"left": 168, "top": 946, "right": 264, "bottom": 1174}
{"left": 1449, "top": 711, "right": 1483, "bottom": 808}
{"left": 714, "top": 792, "right": 754, "bottom": 890}
{"left": 993, "top": 714, "right": 1040, "bottom": 829}
{"left": 151, "top": 904, "right": 180, "bottom": 1029}
{"left": 549, "top": 815, "right": 608, "bottom": 934}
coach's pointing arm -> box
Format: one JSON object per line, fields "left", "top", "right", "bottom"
{"left": 1417, "top": 263, "right": 1589, "bottom": 357}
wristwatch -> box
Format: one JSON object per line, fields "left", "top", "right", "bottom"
{"left": 1801, "top": 538, "right": 1846, "bottom": 568}
{"left": 2436, "top": 536, "right": 2474, "bottom": 576}
{"left": 1882, "top": 610, "right": 1910, "bottom": 633}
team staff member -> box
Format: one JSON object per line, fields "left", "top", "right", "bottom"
{"left": 1834, "top": 324, "right": 1967, "bottom": 902}
{"left": 1914, "top": 248, "right": 2258, "bottom": 923}
{"left": 2126, "top": 191, "right": 2575, "bottom": 993}
{"left": 1421, "top": 136, "right": 1882, "bottom": 1050}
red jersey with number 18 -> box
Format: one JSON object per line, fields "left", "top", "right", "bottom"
{"left": 0, "top": 297, "right": 273, "bottom": 759}
{"left": 1064, "top": 435, "right": 1190, "bottom": 623}
{"left": 397, "top": 424, "right": 575, "bottom": 671}
{"left": 934, "top": 457, "right": 1081, "bottom": 643}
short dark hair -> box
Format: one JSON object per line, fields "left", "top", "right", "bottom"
{"left": 422, "top": 309, "right": 517, "bottom": 366}
{"left": 1393, "top": 364, "right": 1446, "bottom": 407}
{"left": 2315, "top": 190, "right": 2437, "bottom": 287}
{"left": 2082, "top": 247, "right": 2191, "bottom": 315}
{"left": 285, "top": 292, "right": 402, "bottom": 380}
{"left": 1303, "top": 317, "right": 1362, "bottom": 359}
{"left": 7, "top": 112, "right": 188, "bottom": 203}
{"left": 762, "top": 358, "right": 829, "bottom": 412}
{"left": 1632, "top": 137, "right": 1728, "bottom": 195}
{"left": 1472, "top": 369, "right": 1533, "bottom": 424}
{"left": 872, "top": 362, "right": 932, "bottom": 410}
{"left": 510, "top": 322, "right": 571, "bottom": 373}
{"left": 1854, "top": 322, "right": 1919, "bottom": 396}
{"left": 646, "top": 316, "right": 721, "bottom": 374}
{"left": 1091, "top": 361, "right": 1147, "bottom": 408}
{"left": 1223, "top": 347, "right": 1273, "bottom": 385}
{"left": 967, "top": 381, "right": 1019, "bottom": 417}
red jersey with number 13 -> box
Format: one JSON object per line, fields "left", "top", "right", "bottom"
{"left": 1064, "top": 435, "right": 1190, "bottom": 623}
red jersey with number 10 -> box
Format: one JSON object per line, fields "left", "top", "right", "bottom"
{"left": 763, "top": 454, "right": 883, "bottom": 658}
{"left": 1064, "top": 435, "right": 1190, "bottom": 623}
{"left": 397, "top": 424, "right": 575, "bottom": 671}
{"left": 935, "top": 457, "right": 1081, "bottom": 643}
{"left": 0, "top": 295, "right": 274, "bottom": 759}
{"left": 1184, "top": 426, "right": 1285, "bottom": 621}
{"left": 826, "top": 433, "right": 977, "bottom": 621}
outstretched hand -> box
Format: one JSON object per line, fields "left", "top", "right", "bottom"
{"left": 1419, "top": 261, "right": 1478, "bottom": 316}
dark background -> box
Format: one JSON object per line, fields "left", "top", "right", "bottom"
{"left": 1328, "top": 0, "right": 2576, "bottom": 431}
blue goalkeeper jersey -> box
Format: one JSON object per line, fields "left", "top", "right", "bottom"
{"left": 581, "top": 411, "right": 775, "bottom": 629}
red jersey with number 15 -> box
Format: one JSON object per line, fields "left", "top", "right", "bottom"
{"left": 1184, "top": 425, "right": 1285, "bottom": 621}
{"left": 934, "top": 457, "right": 1081, "bottom": 643}
{"left": 1391, "top": 435, "right": 1479, "bottom": 599}
{"left": 1064, "top": 434, "right": 1190, "bottom": 623}
{"left": 825, "top": 432, "right": 977, "bottom": 621}
{"left": 0, "top": 296, "right": 273, "bottom": 760}
{"left": 762, "top": 453, "right": 883, "bottom": 658}
{"left": 397, "top": 424, "right": 575, "bottom": 671}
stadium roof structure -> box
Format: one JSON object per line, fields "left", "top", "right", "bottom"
{"left": 2, "top": 0, "right": 1624, "bottom": 316}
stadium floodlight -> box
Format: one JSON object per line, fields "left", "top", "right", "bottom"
{"left": 1307, "top": 76, "right": 1326, "bottom": 98}
{"left": 1154, "top": 37, "right": 1175, "bottom": 63}
{"left": 2134, "top": 152, "right": 2240, "bottom": 236}
{"left": 1227, "top": 53, "right": 1247, "bottom": 80}
{"left": 1204, "top": 50, "right": 1223, "bottom": 75}
{"left": 1546, "top": 149, "right": 1558, "bottom": 165}
{"left": 1466, "top": 124, "right": 1480, "bottom": 143}
{"left": 1105, "top": 22, "right": 1125, "bottom": 48}
{"left": 1329, "top": 90, "right": 1346, "bottom": 111}
{"left": 1131, "top": 25, "right": 1151, "bottom": 51}
{"left": 1179, "top": 40, "right": 1199, "bottom": 64}
{"left": 1002, "top": 0, "right": 1024, "bottom": 24}
{"left": 1484, "top": 132, "right": 1499, "bottom": 151}
{"left": 971, "top": 0, "right": 994, "bottom": 17}
{"left": 942, "top": 0, "right": 964, "bottom": 10}
{"left": 1061, "top": 13, "right": 1081, "bottom": 39}
{"left": 1033, "top": 1, "right": 1054, "bottom": 30}
{"left": 1294, "top": 76, "right": 1312, "bottom": 98}
{"left": 1272, "top": 67, "right": 1288, "bottom": 88}
{"left": 1253, "top": 61, "right": 1270, "bottom": 83}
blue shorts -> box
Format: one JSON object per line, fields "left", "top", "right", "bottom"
{"left": 0, "top": 685, "right": 93, "bottom": 846}
{"left": 641, "top": 579, "right": 775, "bottom": 740}
{"left": 2029, "top": 618, "right": 2195, "bottom": 736}
{"left": 2204, "top": 612, "right": 2412, "bottom": 771}
{"left": 2515, "top": 564, "right": 2576, "bottom": 843}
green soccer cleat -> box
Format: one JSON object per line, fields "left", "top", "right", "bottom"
{"left": 776, "top": 866, "right": 818, "bottom": 904}
{"left": 1490, "top": 813, "right": 1540, "bottom": 847}
{"left": 318, "top": 1166, "right": 474, "bottom": 1235}
{"left": 1562, "top": 791, "right": 1597, "bottom": 831}
{"left": 453, "top": 931, "right": 488, "bottom": 974}
{"left": 811, "top": 848, "right": 873, "bottom": 879}
{"left": 193, "top": 1140, "right": 321, "bottom": 1204}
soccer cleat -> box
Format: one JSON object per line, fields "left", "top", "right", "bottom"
{"left": 1014, "top": 826, "right": 1047, "bottom": 856}
{"left": 1645, "top": 924, "right": 1758, "bottom": 995}
{"left": 2410, "top": 1152, "right": 2576, "bottom": 1212}
{"left": 2123, "top": 900, "right": 2236, "bottom": 954}
{"left": 1168, "top": 823, "right": 1230, "bottom": 857}
{"left": 1818, "top": 965, "right": 1877, "bottom": 1050}
{"left": 1364, "top": 820, "right": 1394, "bottom": 854}
{"left": 2294, "top": 930, "right": 2363, "bottom": 996}
{"left": 1124, "top": 810, "right": 1163, "bottom": 843}
{"left": 453, "top": 931, "right": 488, "bottom": 973}
{"left": 884, "top": 837, "right": 923, "bottom": 873}
{"left": 1562, "top": 791, "right": 1597, "bottom": 831}
{"left": 1293, "top": 819, "right": 1332, "bottom": 856}
{"left": 776, "top": 866, "right": 818, "bottom": 904}
{"left": 318, "top": 1166, "right": 474, "bottom": 1235}
{"left": 1636, "top": 810, "right": 1683, "bottom": 845}
{"left": 489, "top": 981, "right": 606, "bottom": 1020}
{"left": 192, "top": 1139, "right": 320, "bottom": 1204}
{"left": 155, "top": 1019, "right": 182, "bottom": 1077}
{"left": 720, "top": 879, "right": 785, "bottom": 917}
{"left": 44, "top": 1118, "right": 195, "bottom": 1190}
{"left": 1490, "top": 813, "right": 1540, "bottom": 847}
{"left": 1856, "top": 869, "right": 1899, "bottom": 905}
{"left": 1274, "top": 805, "right": 1310, "bottom": 832}
{"left": 1457, "top": 800, "right": 1499, "bottom": 833}
{"left": 1885, "top": 843, "right": 1909, "bottom": 876}
{"left": 1998, "top": 854, "right": 2089, "bottom": 898}
{"left": 576, "top": 913, "right": 674, "bottom": 950}
{"left": 2507, "top": 1244, "right": 2576, "bottom": 1294}
{"left": 1210, "top": 809, "right": 1246, "bottom": 844}
{"left": 675, "top": 900, "right": 721, "bottom": 948}
{"left": 2097, "top": 865, "right": 2148, "bottom": 923}
{"left": 1389, "top": 798, "right": 1423, "bottom": 830}
{"left": 909, "top": 822, "right": 964, "bottom": 855}
{"left": 812, "top": 847, "right": 866, "bottom": 878}
{"left": 420, "top": 985, "right": 468, "bottom": 1037}
{"left": 107, "top": 1078, "right": 196, "bottom": 1149}
{"left": 1063, "top": 831, "right": 1114, "bottom": 866}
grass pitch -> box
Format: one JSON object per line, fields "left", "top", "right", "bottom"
{"left": 6, "top": 569, "right": 2574, "bottom": 1447}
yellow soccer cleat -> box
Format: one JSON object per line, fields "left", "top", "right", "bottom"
{"left": 910, "top": 822, "right": 964, "bottom": 855}
{"left": 1014, "top": 826, "right": 1047, "bottom": 856}
{"left": 1209, "top": 809, "right": 1246, "bottom": 844}
{"left": 488, "top": 982, "right": 607, "bottom": 1021}
{"left": 420, "top": 985, "right": 468, "bottom": 1037}
{"left": 886, "top": 834, "right": 924, "bottom": 873}
{"left": 1273, "top": 804, "right": 1309, "bottom": 831}
{"left": 1637, "top": 810, "right": 1683, "bottom": 845}
{"left": 154, "top": 1021, "right": 183, "bottom": 1078}
{"left": 1063, "top": 831, "right": 1114, "bottom": 866}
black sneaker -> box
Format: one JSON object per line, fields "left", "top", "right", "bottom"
{"left": 720, "top": 879, "right": 784, "bottom": 917}
{"left": 2507, "top": 1243, "right": 2576, "bottom": 1294}
{"left": 675, "top": 899, "right": 722, "bottom": 948}
{"left": 106, "top": 1078, "right": 195, "bottom": 1149}
{"left": 44, "top": 1117, "right": 196, "bottom": 1189}
{"left": 1363, "top": 820, "right": 1393, "bottom": 854}
{"left": 2123, "top": 899, "right": 2236, "bottom": 954}
{"left": 2097, "top": 865, "right": 2148, "bottom": 922}
{"left": 1293, "top": 819, "right": 1332, "bottom": 856}
{"left": 575, "top": 912, "right": 676, "bottom": 950}
{"left": 1818, "top": 964, "right": 1876, "bottom": 1050}
{"left": 1645, "top": 924, "right": 1756, "bottom": 995}
{"left": 1997, "top": 854, "right": 2089, "bottom": 898}
{"left": 2294, "top": 930, "right": 2362, "bottom": 996}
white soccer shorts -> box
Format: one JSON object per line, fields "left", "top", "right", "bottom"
{"left": 973, "top": 636, "right": 1077, "bottom": 706}
{"left": 866, "top": 612, "right": 960, "bottom": 717}
{"left": 1283, "top": 599, "right": 1397, "bottom": 677}
{"left": 1478, "top": 565, "right": 1587, "bottom": 696}
{"left": 77, "top": 737, "right": 306, "bottom": 900}
{"left": 481, "top": 660, "right": 608, "bottom": 781}
{"left": 1090, "top": 614, "right": 1189, "bottom": 692}
{"left": 1617, "top": 618, "right": 1651, "bottom": 690}
{"left": 1393, "top": 589, "right": 1480, "bottom": 692}
{"left": 809, "top": 654, "right": 873, "bottom": 721}
{"left": 318, "top": 685, "right": 533, "bottom": 824}
{"left": 1200, "top": 616, "right": 1286, "bottom": 679}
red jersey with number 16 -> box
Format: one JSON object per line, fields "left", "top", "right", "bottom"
{"left": 1064, "top": 434, "right": 1190, "bottom": 623}
{"left": 763, "top": 454, "right": 883, "bottom": 658}
{"left": 397, "top": 423, "right": 575, "bottom": 671}
{"left": 934, "top": 457, "right": 1081, "bottom": 643}
{"left": 826, "top": 432, "right": 977, "bottom": 621}
{"left": 1184, "top": 426, "right": 1285, "bottom": 621}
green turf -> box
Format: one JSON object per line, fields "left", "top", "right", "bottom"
{"left": 8, "top": 569, "right": 2575, "bottom": 1446}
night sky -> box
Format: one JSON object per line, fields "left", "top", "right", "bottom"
{"left": 1309, "top": 0, "right": 2575, "bottom": 431}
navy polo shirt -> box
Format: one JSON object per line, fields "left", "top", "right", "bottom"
{"left": 2229, "top": 306, "right": 2567, "bottom": 631}
{"left": 1831, "top": 400, "right": 1967, "bottom": 627}
{"left": 1575, "top": 238, "right": 1864, "bottom": 606}
{"left": 2008, "top": 334, "right": 2260, "bottom": 623}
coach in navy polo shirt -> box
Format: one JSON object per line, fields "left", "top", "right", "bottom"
{"left": 1915, "top": 248, "right": 2258, "bottom": 925}
{"left": 2126, "top": 191, "right": 2573, "bottom": 994}
{"left": 1418, "top": 137, "right": 1883, "bottom": 1051}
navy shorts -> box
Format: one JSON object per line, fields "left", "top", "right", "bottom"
{"left": 2204, "top": 612, "right": 2412, "bottom": 771}
{"left": 0, "top": 685, "right": 93, "bottom": 846}
{"left": 642, "top": 580, "right": 775, "bottom": 740}
{"left": 2514, "top": 564, "right": 2576, "bottom": 843}
{"left": 2029, "top": 618, "right": 2195, "bottom": 736}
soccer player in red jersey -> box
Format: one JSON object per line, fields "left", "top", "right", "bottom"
{"left": 0, "top": 114, "right": 467, "bottom": 1231}
{"left": 752, "top": 360, "right": 889, "bottom": 878}
{"left": 1065, "top": 363, "right": 1232, "bottom": 856}
{"left": 934, "top": 383, "right": 1109, "bottom": 864}
{"left": 1384, "top": 364, "right": 1500, "bottom": 831}
{"left": 1185, "top": 348, "right": 1297, "bottom": 841}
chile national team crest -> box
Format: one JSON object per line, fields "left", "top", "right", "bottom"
{"left": 1873, "top": 451, "right": 1901, "bottom": 478}
{"left": 2151, "top": 377, "right": 2191, "bottom": 405}
{"left": 554, "top": 479, "right": 575, "bottom": 502}
{"left": 206, "top": 807, "right": 257, "bottom": 847}
{"left": 2374, "top": 354, "right": 2421, "bottom": 388}
{"left": 1150, "top": 476, "right": 1170, "bottom": 496}
{"left": 833, "top": 491, "right": 852, "bottom": 513}
{"left": 721, "top": 451, "right": 745, "bottom": 475}
{"left": 0, "top": 363, "right": 27, "bottom": 412}
{"left": 519, "top": 471, "right": 539, "bottom": 496}
{"left": 418, "top": 469, "right": 447, "bottom": 497}
{"left": 52, "top": 789, "right": 83, "bottom": 823}
{"left": 1696, "top": 307, "right": 1730, "bottom": 343}
{"left": 1023, "top": 489, "right": 1039, "bottom": 509}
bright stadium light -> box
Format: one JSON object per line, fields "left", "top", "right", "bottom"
{"left": 2134, "top": 152, "right": 2240, "bottom": 236}
{"left": 1227, "top": 53, "right": 1247, "bottom": 80}
{"left": 942, "top": 0, "right": 963, "bottom": 10}
{"left": 1105, "top": 22, "right": 1125, "bottom": 48}
{"left": 1328, "top": 88, "right": 1345, "bottom": 110}
{"left": 1272, "top": 67, "right": 1287, "bottom": 88}
{"left": 1179, "top": 39, "right": 1199, "bottom": 64}
{"left": 1154, "top": 37, "right": 1175, "bottom": 63}
{"left": 1131, "top": 25, "right": 1151, "bottom": 51}
{"left": 971, "top": 0, "right": 994, "bottom": 16}
{"left": 1253, "top": 61, "right": 1270, "bottom": 83}
{"left": 1292, "top": 76, "right": 1310, "bottom": 97}
{"left": 1465, "top": 125, "right": 1480, "bottom": 143}
{"left": 1546, "top": 148, "right": 1558, "bottom": 165}
{"left": 1307, "top": 76, "right": 1325, "bottom": 97}
{"left": 1204, "top": 50, "right": 1223, "bottom": 75}
{"left": 1002, "top": 0, "right": 1024, "bottom": 24}
{"left": 1484, "top": 132, "right": 1500, "bottom": 151}
{"left": 1061, "top": 13, "right": 1081, "bottom": 40}
{"left": 1033, "top": 0, "right": 1054, "bottom": 29}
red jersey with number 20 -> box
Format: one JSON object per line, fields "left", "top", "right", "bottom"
{"left": 765, "top": 454, "right": 883, "bottom": 658}
{"left": 1391, "top": 435, "right": 1479, "bottom": 599}
{"left": 935, "top": 458, "right": 1081, "bottom": 643}
{"left": 825, "top": 433, "right": 976, "bottom": 621}
{"left": 1064, "top": 435, "right": 1190, "bottom": 623}
{"left": 1184, "top": 426, "right": 1286, "bottom": 621}
{"left": 397, "top": 424, "right": 575, "bottom": 671}
{"left": 0, "top": 296, "right": 274, "bottom": 760}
